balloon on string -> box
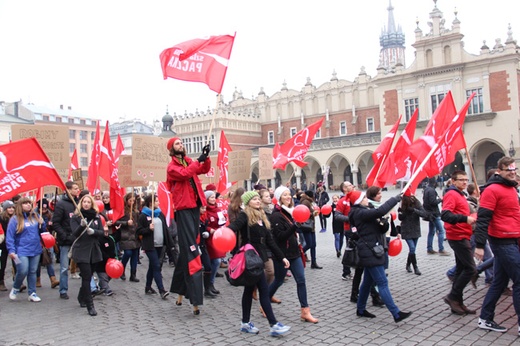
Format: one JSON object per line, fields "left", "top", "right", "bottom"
{"left": 390, "top": 211, "right": 397, "bottom": 221}
{"left": 293, "top": 205, "right": 311, "bottom": 223}
{"left": 105, "top": 209, "right": 114, "bottom": 221}
{"left": 41, "top": 232, "right": 55, "bottom": 249}
{"left": 321, "top": 204, "right": 332, "bottom": 216}
{"left": 211, "top": 227, "right": 236, "bottom": 253}
{"left": 95, "top": 200, "right": 104, "bottom": 213}
{"left": 271, "top": 197, "right": 278, "bottom": 205}
{"left": 388, "top": 238, "right": 403, "bottom": 256}
{"left": 106, "top": 258, "right": 124, "bottom": 279}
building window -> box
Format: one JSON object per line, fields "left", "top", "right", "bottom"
{"left": 56, "top": 117, "right": 62, "bottom": 123}
{"left": 69, "top": 118, "right": 75, "bottom": 124}
{"left": 43, "top": 115, "right": 49, "bottom": 121}
{"left": 466, "top": 88, "right": 484, "bottom": 115}
{"left": 69, "top": 130, "right": 76, "bottom": 139}
{"left": 430, "top": 84, "right": 451, "bottom": 113}
{"left": 315, "top": 128, "right": 321, "bottom": 139}
{"left": 79, "top": 131, "right": 87, "bottom": 140}
{"left": 367, "top": 118, "right": 375, "bottom": 132}
{"left": 290, "top": 127, "right": 297, "bottom": 137}
{"left": 69, "top": 143, "right": 75, "bottom": 153}
{"left": 184, "top": 137, "right": 192, "bottom": 154}
{"left": 80, "top": 119, "right": 86, "bottom": 125}
{"left": 80, "top": 144, "right": 87, "bottom": 154}
{"left": 80, "top": 157, "right": 88, "bottom": 167}
{"left": 339, "top": 121, "right": 347, "bottom": 135}
{"left": 268, "top": 131, "right": 274, "bottom": 145}
{"left": 194, "top": 136, "right": 203, "bottom": 153}
{"left": 404, "top": 98, "right": 419, "bottom": 122}
{"left": 91, "top": 131, "right": 96, "bottom": 140}
{"left": 203, "top": 135, "right": 215, "bottom": 152}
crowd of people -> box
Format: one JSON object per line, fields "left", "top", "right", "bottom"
{"left": 1, "top": 141, "right": 520, "bottom": 337}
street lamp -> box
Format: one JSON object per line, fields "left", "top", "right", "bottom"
{"left": 509, "top": 135, "right": 516, "bottom": 157}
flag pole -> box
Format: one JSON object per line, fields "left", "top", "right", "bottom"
{"left": 401, "top": 142, "right": 440, "bottom": 194}
{"left": 465, "top": 147, "right": 480, "bottom": 196}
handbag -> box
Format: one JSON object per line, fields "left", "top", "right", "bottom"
{"left": 298, "top": 219, "right": 314, "bottom": 232}
{"left": 342, "top": 239, "right": 360, "bottom": 268}
{"left": 225, "top": 224, "right": 265, "bottom": 287}
{"left": 41, "top": 247, "right": 52, "bottom": 265}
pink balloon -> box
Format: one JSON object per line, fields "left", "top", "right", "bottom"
{"left": 388, "top": 238, "right": 402, "bottom": 256}
{"left": 293, "top": 205, "right": 311, "bottom": 223}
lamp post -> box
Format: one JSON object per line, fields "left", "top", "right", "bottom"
{"left": 509, "top": 135, "right": 516, "bottom": 158}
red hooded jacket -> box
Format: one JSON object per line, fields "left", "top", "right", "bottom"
{"left": 167, "top": 155, "right": 211, "bottom": 211}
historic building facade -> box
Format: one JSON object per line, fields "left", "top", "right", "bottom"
{"left": 171, "top": 1, "right": 520, "bottom": 189}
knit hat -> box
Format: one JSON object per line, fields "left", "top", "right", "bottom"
{"left": 253, "top": 183, "right": 266, "bottom": 191}
{"left": 2, "top": 200, "right": 14, "bottom": 209}
{"left": 349, "top": 190, "right": 365, "bottom": 205}
{"left": 241, "top": 191, "right": 259, "bottom": 206}
{"left": 304, "top": 190, "right": 315, "bottom": 199}
{"left": 206, "top": 183, "right": 217, "bottom": 192}
{"left": 204, "top": 190, "right": 215, "bottom": 201}
{"left": 274, "top": 186, "right": 290, "bottom": 205}
{"left": 167, "top": 137, "right": 181, "bottom": 151}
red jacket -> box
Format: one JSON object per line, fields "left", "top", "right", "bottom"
{"left": 441, "top": 187, "right": 472, "bottom": 240}
{"left": 336, "top": 195, "right": 351, "bottom": 231}
{"left": 166, "top": 155, "right": 211, "bottom": 211}
{"left": 479, "top": 182, "right": 520, "bottom": 239}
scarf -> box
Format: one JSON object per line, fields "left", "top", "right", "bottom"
{"left": 81, "top": 208, "right": 97, "bottom": 222}
{"left": 141, "top": 207, "right": 161, "bottom": 218}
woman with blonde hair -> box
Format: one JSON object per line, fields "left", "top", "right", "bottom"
{"left": 69, "top": 194, "right": 105, "bottom": 316}
{"left": 6, "top": 197, "right": 44, "bottom": 302}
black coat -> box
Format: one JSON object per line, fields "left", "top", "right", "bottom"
{"left": 269, "top": 206, "right": 301, "bottom": 260}
{"left": 116, "top": 211, "right": 141, "bottom": 250}
{"left": 70, "top": 214, "right": 104, "bottom": 264}
{"left": 398, "top": 202, "right": 428, "bottom": 240}
{"left": 52, "top": 194, "right": 78, "bottom": 246}
{"left": 422, "top": 186, "right": 441, "bottom": 216}
{"left": 136, "top": 210, "right": 174, "bottom": 252}
{"left": 349, "top": 197, "right": 399, "bottom": 267}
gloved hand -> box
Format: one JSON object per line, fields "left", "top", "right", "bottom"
{"left": 394, "top": 193, "right": 403, "bottom": 202}
{"left": 197, "top": 153, "right": 207, "bottom": 163}
{"left": 202, "top": 231, "right": 210, "bottom": 239}
{"left": 80, "top": 218, "right": 88, "bottom": 227}
{"left": 87, "top": 227, "right": 95, "bottom": 235}
{"left": 202, "top": 144, "right": 211, "bottom": 156}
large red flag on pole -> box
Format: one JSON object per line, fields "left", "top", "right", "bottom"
{"left": 273, "top": 117, "right": 325, "bottom": 170}
{"left": 217, "top": 131, "right": 235, "bottom": 194}
{"left": 160, "top": 34, "right": 236, "bottom": 93}
{"left": 0, "top": 138, "right": 66, "bottom": 201}
{"left": 114, "top": 134, "right": 125, "bottom": 168}
{"left": 68, "top": 149, "right": 79, "bottom": 181}
{"left": 157, "top": 182, "right": 173, "bottom": 227}
{"left": 86, "top": 121, "right": 101, "bottom": 193}
{"left": 365, "top": 114, "right": 402, "bottom": 187}
{"left": 99, "top": 121, "right": 113, "bottom": 184}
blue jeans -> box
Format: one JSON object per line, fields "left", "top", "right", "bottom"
{"left": 405, "top": 238, "right": 418, "bottom": 255}
{"left": 302, "top": 232, "right": 317, "bottom": 263}
{"left": 210, "top": 258, "right": 220, "bottom": 284}
{"left": 59, "top": 245, "right": 70, "bottom": 294}
{"left": 269, "top": 257, "right": 308, "bottom": 307}
{"left": 122, "top": 248, "right": 139, "bottom": 273}
{"left": 334, "top": 231, "right": 345, "bottom": 252}
{"left": 14, "top": 254, "right": 41, "bottom": 295}
{"left": 480, "top": 242, "right": 520, "bottom": 325}
{"left": 446, "top": 236, "right": 494, "bottom": 283}
{"left": 427, "top": 216, "right": 445, "bottom": 252}
{"left": 145, "top": 247, "right": 164, "bottom": 291}
{"left": 357, "top": 265, "right": 400, "bottom": 318}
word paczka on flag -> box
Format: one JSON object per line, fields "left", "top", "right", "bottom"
{"left": 273, "top": 117, "right": 324, "bottom": 170}
{"left": 0, "top": 138, "right": 66, "bottom": 201}
{"left": 160, "top": 34, "right": 235, "bottom": 93}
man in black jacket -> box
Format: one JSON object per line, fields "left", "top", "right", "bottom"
{"left": 423, "top": 178, "right": 450, "bottom": 255}
{"left": 52, "top": 181, "right": 80, "bottom": 299}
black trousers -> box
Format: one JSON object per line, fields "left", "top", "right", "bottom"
{"left": 77, "top": 262, "right": 95, "bottom": 305}
{"left": 448, "top": 239, "right": 477, "bottom": 302}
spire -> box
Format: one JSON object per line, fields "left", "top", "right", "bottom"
{"left": 378, "top": 0, "right": 406, "bottom": 72}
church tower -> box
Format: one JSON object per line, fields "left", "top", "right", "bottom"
{"left": 378, "top": 0, "right": 406, "bottom": 72}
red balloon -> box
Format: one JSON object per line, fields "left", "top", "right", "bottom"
{"left": 313, "top": 205, "right": 320, "bottom": 214}
{"left": 41, "top": 232, "right": 55, "bottom": 249}
{"left": 95, "top": 200, "right": 104, "bottom": 213}
{"left": 106, "top": 209, "right": 114, "bottom": 221}
{"left": 271, "top": 197, "right": 278, "bottom": 205}
{"left": 211, "top": 227, "right": 236, "bottom": 253}
{"left": 293, "top": 205, "right": 311, "bottom": 223}
{"left": 321, "top": 204, "right": 332, "bottom": 216}
{"left": 388, "top": 238, "right": 403, "bottom": 256}
{"left": 390, "top": 211, "right": 397, "bottom": 221}
{"left": 106, "top": 258, "right": 124, "bottom": 279}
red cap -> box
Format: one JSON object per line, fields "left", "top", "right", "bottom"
{"left": 167, "top": 137, "right": 180, "bottom": 151}
{"left": 349, "top": 190, "right": 365, "bottom": 205}
{"left": 206, "top": 183, "right": 217, "bottom": 191}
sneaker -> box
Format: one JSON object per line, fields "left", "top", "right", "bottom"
{"left": 342, "top": 274, "right": 353, "bottom": 281}
{"left": 9, "top": 288, "right": 19, "bottom": 300}
{"left": 478, "top": 318, "right": 507, "bottom": 332}
{"left": 28, "top": 293, "right": 41, "bottom": 302}
{"left": 145, "top": 287, "right": 157, "bottom": 295}
{"left": 60, "top": 293, "right": 69, "bottom": 299}
{"left": 438, "top": 250, "right": 451, "bottom": 256}
{"left": 71, "top": 273, "right": 81, "bottom": 279}
{"left": 269, "top": 322, "right": 291, "bottom": 336}
{"left": 320, "top": 228, "right": 326, "bottom": 233}
{"left": 104, "top": 290, "right": 114, "bottom": 296}
{"left": 427, "top": 250, "right": 438, "bottom": 254}
{"left": 160, "top": 289, "right": 170, "bottom": 299}
{"left": 240, "top": 322, "right": 259, "bottom": 334}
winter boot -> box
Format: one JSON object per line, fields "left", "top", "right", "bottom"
{"left": 129, "top": 271, "right": 140, "bottom": 282}
{"left": 311, "top": 262, "right": 323, "bottom": 269}
{"left": 50, "top": 276, "right": 59, "bottom": 288}
{"left": 87, "top": 302, "right": 97, "bottom": 316}
{"left": 411, "top": 254, "right": 422, "bottom": 275}
{"left": 300, "top": 307, "right": 319, "bottom": 323}
{"left": 371, "top": 287, "right": 385, "bottom": 307}
{"left": 406, "top": 254, "right": 413, "bottom": 273}
{"left": 203, "top": 272, "right": 216, "bottom": 298}
{"left": 36, "top": 277, "right": 42, "bottom": 288}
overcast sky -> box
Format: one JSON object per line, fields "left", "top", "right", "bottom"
{"left": 0, "top": 0, "right": 518, "bottom": 124}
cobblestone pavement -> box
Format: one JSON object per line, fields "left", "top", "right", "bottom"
{"left": 0, "top": 189, "right": 518, "bottom": 345}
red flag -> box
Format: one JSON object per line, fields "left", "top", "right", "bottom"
{"left": 99, "top": 121, "right": 113, "bottom": 184}
{"left": 424, "top": 90, "right": 457, "bottom": 139}
{"left": 160, "top": 34, "right": 235, "bottom": 93}
{"left": 157, "top": 182, "right": 173, "bottom": 227}
{"left": 273, "top": 117, "right": 324, "bottom": 170}
{"left": 408, "top": 93, "right": 474, "bottom": 180}
{"left": 366, "top": 114, "right": 402, "bottom": 187}
{"left": 0, "top": 138, "right": 66, "bottom": 201}
{"left": 68, "top": 149, "right": 79, "bottom": 181}
{"left": 86, "top": 122, "right": 101, "bottom": 193}
{"left": 114, "top": 134, "right": 125, "bottom": 167}
{"left": 217, "top": 131, "right": 236, "bottom": 193}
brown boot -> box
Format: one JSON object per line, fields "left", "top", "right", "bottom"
{"left": 36, "top": 277, "right": 42, "bottom": 288}
{"left": 443, "top": 295, "right": 465, "bottom": 315}
{"left": 50, "top": 276, "right": 59, "bottom": 289}
{"left": 0, "top": 280, "right": 7, "bottom": 291}
{"left": 300, "top": 307, "right": 319, "bottom": 323}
